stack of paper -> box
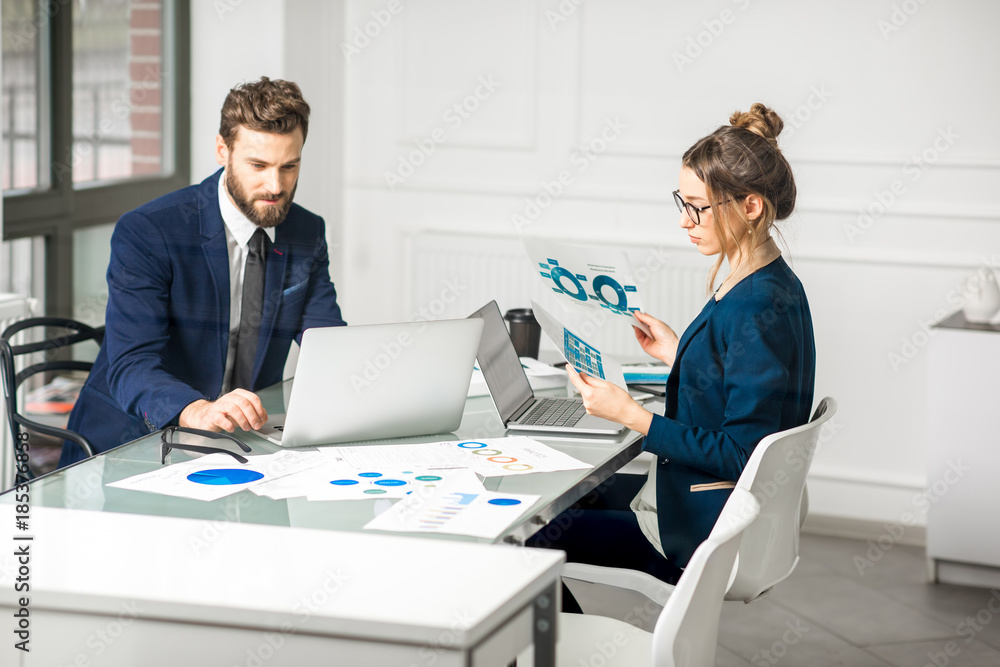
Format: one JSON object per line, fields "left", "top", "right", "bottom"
{"left": 622, "top": 363, "right": 672, "bottom": 384}
{"left": 468, "top": 357, "right": 567, "bottom": 397}
{"left": 108, "top": 436, "right": 592, "bottom": 540}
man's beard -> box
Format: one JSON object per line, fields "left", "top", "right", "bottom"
{"left": 226, "top": 165, "right": 297, "bottom": 228}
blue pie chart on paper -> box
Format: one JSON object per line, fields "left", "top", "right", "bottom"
{"left": 187, "top": 469, "right": 264, "bottom": 486}
{"left": 488, "top": 498, "right": 522, "bottom": 506}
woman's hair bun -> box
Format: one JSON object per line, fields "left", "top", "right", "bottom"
{"left": 729, "top": 102, "right": 783, "bottom": 148}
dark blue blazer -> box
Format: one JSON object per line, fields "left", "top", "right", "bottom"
{"left": 62, "top": 170, "right": 346, "bottom": 465}
{"left": 646, "top": 256, "right": 815, "bottom": 568}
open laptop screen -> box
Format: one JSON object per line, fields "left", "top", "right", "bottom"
{"left": 468, "top": 301, "right": 534, "bottom": 423}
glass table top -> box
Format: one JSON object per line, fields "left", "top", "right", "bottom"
{"left": 2, "top": 381, "right": 645, "bottom": 544}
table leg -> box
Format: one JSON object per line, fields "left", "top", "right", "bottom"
{"left": 532, "top": 581, "right": 557, "bottom": 667}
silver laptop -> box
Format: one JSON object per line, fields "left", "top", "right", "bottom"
{"left": 255, "top": 319, "right": 483, "bottom": 446}
{"left": 468, "top": 301, "right": 626, "bottom": 436}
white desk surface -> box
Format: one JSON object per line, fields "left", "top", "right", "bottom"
{"left": 0, "top": 505, "right": 563, "bottom": 657}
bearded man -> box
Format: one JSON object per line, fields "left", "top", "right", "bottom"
{"left": 61, "top": 77, "right": 346, "bottom": 465}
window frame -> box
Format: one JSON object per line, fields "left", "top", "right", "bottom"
{"left": 2, "top": 0, "right": 191, "bottom": 318}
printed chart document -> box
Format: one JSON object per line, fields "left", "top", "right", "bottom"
{"left": 522, "top": 237, "right": 646, "bottom": 319}
{"left": 427, "top": 437, "right": 592, "bottom": 477}
{"left": 532, "top": 300, "right": 628, "bottom": 390}
{"left": 336, "top": 443, "right": 462, "bottom": 470}
{"left": 336, "top": 437, "right": 592, "bottom": 478}
{"left": 251, "top": 454, "right": 352, "bottom": 499}
{"left": 108, "top": 450, "right": 326, "bottom": 502}
{"left": 306, "top": 467, "right": 484, "bottom": 501}
{"left": 364, "top": 485, "right": 540, "bottom": 539}
{"left": 251, "top": 456, "right": 485, "bottom": 501}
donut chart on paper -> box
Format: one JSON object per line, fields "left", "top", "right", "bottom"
{"left": 547, "top": 264, "right": 588, "bottom": 302}
{"left": 592, "top": 274, "right": 630, "bottom": 312}
{"left": 537, "top": 256, "right": 639, "bottom": 315}
{"left": 455, "top": 441, "right": 536, "bottom": 472}
{"left": 187, "top": 469, "right": 264, "bottom": 486}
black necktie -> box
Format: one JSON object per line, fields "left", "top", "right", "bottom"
{"left": 232, "top": 228, "right": 267, "bottom": 390}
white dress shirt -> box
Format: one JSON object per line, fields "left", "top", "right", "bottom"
{"left": 217, "top": 172, "right": 276, "bottom": 397}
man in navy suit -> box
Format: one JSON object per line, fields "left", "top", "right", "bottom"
{"left": 61, "top": 77, "right": 346, "bottom": 466}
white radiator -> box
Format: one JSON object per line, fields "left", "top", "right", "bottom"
{"left": 406, "top": 231, "right": 712, "bottom": 359}
{"left": 0, "top": 293, "right": 38, "bottom": 490}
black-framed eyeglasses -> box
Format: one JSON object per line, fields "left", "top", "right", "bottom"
{"left": 672, "top": 190, "right": 744, "bottom": 226}
{"left": 160, "top": 426, "right": 253, "bottom": 465}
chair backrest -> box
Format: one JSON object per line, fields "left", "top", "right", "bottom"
{"left": 652, "top": 487, "right": 760, "bottom": 667}
{"left": 0, "top": 317, "right": 105, "bottom": 480}
{"left": 724, "top": 396, "right": 838, "bottom": 602}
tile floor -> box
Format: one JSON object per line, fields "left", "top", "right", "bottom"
{"left": 716, "top": 533, "right": 1000, "bottom": 666}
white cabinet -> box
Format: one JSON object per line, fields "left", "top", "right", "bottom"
{"left": 927, "top": 312, "right": 1000, "bottom": 587}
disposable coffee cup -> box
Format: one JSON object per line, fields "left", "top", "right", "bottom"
{"left": 504, "top": 308, "right": 541, "bottom": 359}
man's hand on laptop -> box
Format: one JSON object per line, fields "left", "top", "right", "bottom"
{"left": 179, "top": 389, "right": 268, "bottom": 432}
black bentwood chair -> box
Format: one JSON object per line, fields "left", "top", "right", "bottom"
{"left": 0, "top": 317, "right": 105, "bottom": 481}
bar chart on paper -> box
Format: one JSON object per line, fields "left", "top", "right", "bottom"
{"left": 364, "top": 486, "right": 541, "bottom": 539}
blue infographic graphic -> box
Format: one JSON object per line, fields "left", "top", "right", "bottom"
{"left": 329, "top": 470, "right": 416, "bottom": 495}
{"left": 563, "top": 329, "right": 605, "bottom": 379}
{"left": 487, "top": 498, "right": 522, "bottom": 506}
{"left": 187, "top": 469, "right": 265, "bottom": 486}
{"left": 537, "top": 258, "right": 639, "bottom": 316}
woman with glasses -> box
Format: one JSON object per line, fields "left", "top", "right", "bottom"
{"left": 528, "top": 103, "right": 816, "bottom": 596}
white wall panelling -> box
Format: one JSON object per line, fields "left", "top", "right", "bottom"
{"left": 192, "top": 0, "right": 1000, "bottom": 527}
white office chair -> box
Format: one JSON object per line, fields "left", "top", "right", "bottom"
{"left": 526, "top": 488, "right": 760, "bottom": 667}
{"left": 725, "top": 396, "right": 837, "bottom": 602}
{"left": 561, "top": 397, "right": 837, "bottom": 625}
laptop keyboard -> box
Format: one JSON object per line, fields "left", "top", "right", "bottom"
{"left": 517, "top": 398, "right": 587, "bottom": 427}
